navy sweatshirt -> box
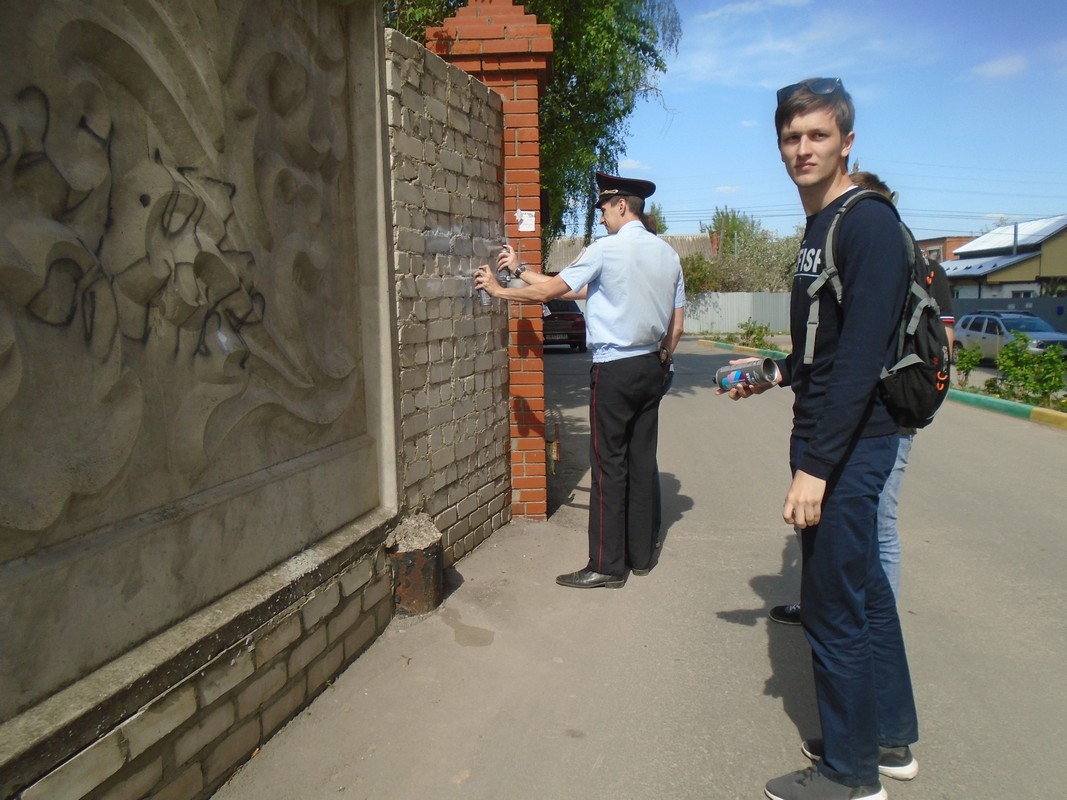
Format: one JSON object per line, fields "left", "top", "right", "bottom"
{"left": 776, "top": 188, "right": 908, "bottom": 481}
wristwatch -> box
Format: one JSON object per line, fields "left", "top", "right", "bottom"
{"left": 514, "top": 264, "right": 528, "bottom": 278}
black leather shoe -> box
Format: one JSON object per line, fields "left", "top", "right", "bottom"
{"left": 556, "top": 568, "right": 627, "bottom": 589}
{"left": 631, "top": 567, "right": 651, "bottom": 576}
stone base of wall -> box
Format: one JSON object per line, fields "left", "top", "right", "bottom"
{"left": 0, "top": 511, "right": 396, "bottom": 800}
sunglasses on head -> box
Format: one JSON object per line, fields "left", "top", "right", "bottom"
{"left": 776, "top": 77, "right": 842, "bottom": 106}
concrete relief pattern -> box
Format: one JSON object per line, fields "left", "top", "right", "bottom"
{"left": 0, "top": 0, "right": 365, "bottom": 552}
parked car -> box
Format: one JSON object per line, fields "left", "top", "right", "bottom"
{"left": 953, "top": 311, "right": 1067, "bottom": 362}
{"left": 542, "top": 299, "right": 586, "bottom": 352}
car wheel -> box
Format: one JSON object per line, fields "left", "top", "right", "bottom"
{"left": 578, "top": 344, "right": 587, "bottom": 353}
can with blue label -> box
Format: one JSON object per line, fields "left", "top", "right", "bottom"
{"left": 716, "top": 357, "right": 777, "bottom": 391}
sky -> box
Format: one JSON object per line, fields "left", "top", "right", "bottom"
{"left": 613, "top": 0, "right": 1067, "bottom": 240}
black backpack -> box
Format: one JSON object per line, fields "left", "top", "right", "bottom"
{"left": 803, "top": 189, "right": 951, "bottom": 429}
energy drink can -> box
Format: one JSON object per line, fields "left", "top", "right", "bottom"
{"left": 716, "top": 357, "right": 777, "bottom": 391}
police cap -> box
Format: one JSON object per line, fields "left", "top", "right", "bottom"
{"left": 595, "top": 171, "right": 656, "bottom": 206}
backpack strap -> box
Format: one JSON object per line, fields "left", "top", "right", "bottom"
{"left": 880, "top": 249, "right": 941, "bottom": 379}
{"left": 802, "top": 189, "right": 899, "bottom": 365}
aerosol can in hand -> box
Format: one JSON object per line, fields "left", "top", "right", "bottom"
{"left": 715, "top": 357, "right": 777, "bottom": 391}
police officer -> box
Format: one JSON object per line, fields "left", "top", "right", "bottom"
{"left": 475, "top": 172, "right": 685, "bottom": 588}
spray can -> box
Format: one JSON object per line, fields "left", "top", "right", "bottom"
{"left": 477, "top": 286, "right": 492, "bottom": 306}
{"left": 716, "top": 357, "right": 777, "bottom": 391}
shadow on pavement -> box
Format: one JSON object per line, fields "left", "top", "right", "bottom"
{"left": 718, "top": 533, "right": 820, "bottom": 741}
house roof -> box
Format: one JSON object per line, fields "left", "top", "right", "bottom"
{"left": 941, "top": 252, "right": 1033, "bottom": 279}
{"left": 954, "top": 214, "right": 1067, "bottom": 256}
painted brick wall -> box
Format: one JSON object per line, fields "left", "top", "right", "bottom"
{"left": 385, "top": 29, "right": 514, "bottom": 561}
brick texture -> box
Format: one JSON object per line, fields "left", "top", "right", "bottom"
{"left": 427, "top": 0, "right": 553, "bottom": 521}
{"left": 14, "top": 550, "right": 393, "bottom": 800}
{"left": 386, "top": 27, "right": 514, "bottom": 555}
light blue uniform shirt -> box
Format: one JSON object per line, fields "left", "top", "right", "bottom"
{"left": 560, "top": 221, "right": 685, "bottom": 363}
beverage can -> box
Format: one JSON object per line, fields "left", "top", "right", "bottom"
{"left": 716, "top": 357, "right": 777, "bottom": 391}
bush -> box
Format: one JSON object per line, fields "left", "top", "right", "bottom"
{"left": 680, "top": 253, "right": 715, "bottom": 294}
{"left": 983, "top": 333, "right": 1067, "bottom": 409}
{"left": 720, "top": 318, "right": 773, "bottom": 350}
{"left": 953, "top": 342, "right": 983, "bottom": 387}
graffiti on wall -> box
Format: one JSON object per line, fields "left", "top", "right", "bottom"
{"left": 0, "top": 0, "right": 365, "bottom": 542}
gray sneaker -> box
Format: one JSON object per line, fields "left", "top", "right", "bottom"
{"left": 765, "top": 766, "right": 885, "bottom": 800}
{"left": 802, "top": 738, "right": 918, "bottom": 781}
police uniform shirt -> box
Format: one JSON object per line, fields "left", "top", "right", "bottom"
{"left": 560, "top": 220, "right": 685, "bottom": 363}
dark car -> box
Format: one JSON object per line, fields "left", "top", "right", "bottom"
{"left": 953, "top": 311, "right": 1067, "bottom": 361}
{"left": 542, "top": 299, "right": 586, "bottom": 352}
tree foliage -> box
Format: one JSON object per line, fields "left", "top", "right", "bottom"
{"left": 694, "top": 206, "right": 800, "bottom": 292}
{"left": 383, "top": 0, "right": 461, "bottom": 35}
{"left": 382, "top": 0, "right": 681, "bottom": 251}
{"left": 646, "top": 201, "right": 667, "bottom": 234}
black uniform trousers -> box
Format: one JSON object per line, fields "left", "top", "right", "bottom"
{"left": 586, "top": 352, "right": 664, "bottom": 576}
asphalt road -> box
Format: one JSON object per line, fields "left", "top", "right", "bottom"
{"left": 213, "top": 338, "right": 1067, "bottom": 800}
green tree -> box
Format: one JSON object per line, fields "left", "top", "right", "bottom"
{"left": 383, "top": 0, "right": 461, "bottom": 35}
{"left": 698, "top": 207, "right": 799, "bottom": 292}
{"left": 383, "top": 0, "right": 681, "bottom": 251}
{"left": 646, "top": 201, "right": 667, "bottom": 234}
{"left": 680, "top": 252, "right": 715, "bottom": 294}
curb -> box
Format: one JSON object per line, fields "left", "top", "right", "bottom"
{"left": 698, "top": 339, "right": 1067, "bottom": 431}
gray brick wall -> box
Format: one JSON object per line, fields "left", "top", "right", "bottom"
{"left": 385, "top": 29, "right": 512, "bottom": 564}
{"left": 14, "top": 550, "right": 392, "bottom": 800}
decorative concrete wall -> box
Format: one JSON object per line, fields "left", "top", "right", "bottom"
{"left": 0, "top": 0, "right": 402, "bottom": 796}
{"left": 384, "top": 30, "right": 512, "bottom": 563}
{"left": 0, "top": 0, "right": 397, "bottom": 722}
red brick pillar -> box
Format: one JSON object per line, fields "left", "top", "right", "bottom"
{"left": 428, "top": 1, "right": 553, "bottom": 520}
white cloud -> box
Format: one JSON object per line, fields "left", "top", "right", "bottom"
{"left": 740, "top": 120, "right": 758, "bottom": 128}
{"left": 619, "top": 158, "right": 650, "bottom": 171}
{"left": 668, "top": 4, "right": 936, "bottom": 92}
{"left": 716, "top": 186, "right": 741, "bottom": 193}
{"left": 697, "top": 0, "right": 811, "bottom": 23}
{"left": 970, "top": 55, "right": 1027, "bottom": 79}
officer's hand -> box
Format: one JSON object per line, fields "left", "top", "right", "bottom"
{"left": 474, "top": 265, "right": 500, "bottom": 296}
{"left": 497, "top": 245, "right": 519, "bottom": 272}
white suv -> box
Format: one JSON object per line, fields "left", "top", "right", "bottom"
{"left": 954, "top": 311, "right": 1067, "bottom": 361}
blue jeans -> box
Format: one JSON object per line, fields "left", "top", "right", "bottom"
{"left": 791, "top": 434, "right": 919, "bottom": 787}
{"left": 876, "top": 434, "right": 913, "bottom": 599}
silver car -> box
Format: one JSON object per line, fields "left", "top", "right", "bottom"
{"left": 953, "top": 311, "right": 1067, "bottom": 361}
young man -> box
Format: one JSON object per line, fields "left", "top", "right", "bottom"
{"left": 769, "top": 170, "right": 956, "bottom": 621}
{"left": 475, "top": 172, "right": 684, "bottom": 589}
{"left": 727, "top": 79, "right": 919, "bottom": 800}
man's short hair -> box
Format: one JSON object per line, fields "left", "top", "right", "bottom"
{"left": 775, "top": 78, "right": 855, "bottom": 140}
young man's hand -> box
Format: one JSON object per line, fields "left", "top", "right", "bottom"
{"left": 717, "top": 357, "right": 780, "bottom": 399}
{"left": 783, "top": 469, "right": 826, "bottom": 528}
